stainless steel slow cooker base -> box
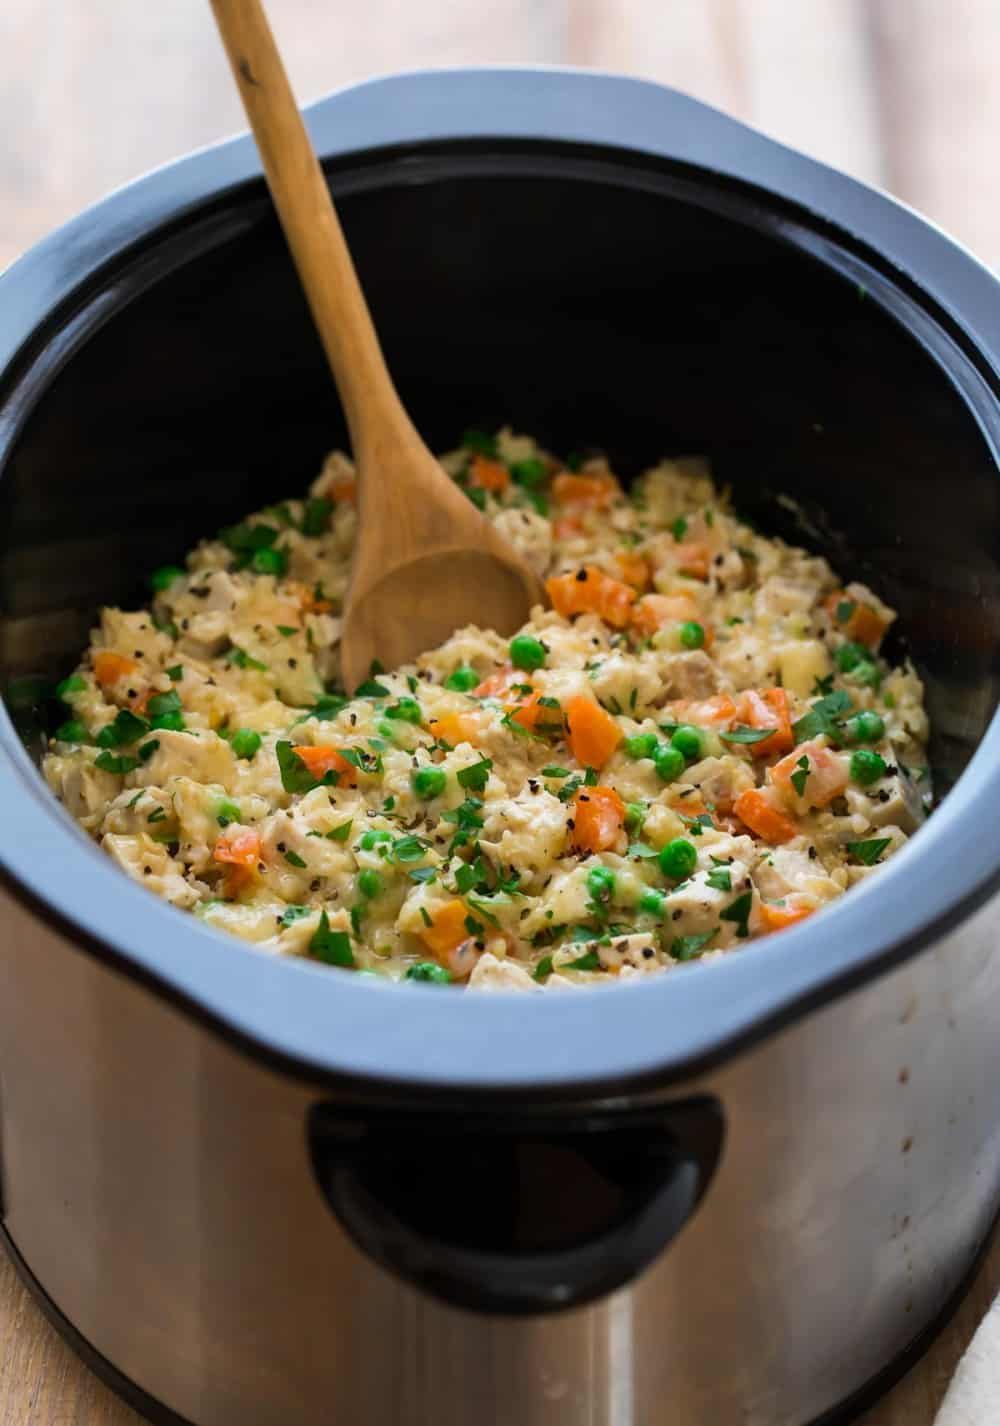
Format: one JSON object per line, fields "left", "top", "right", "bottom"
{"left": 3, "top": 1216, "right": 994, "bottom": 1426}
{"left": 1, "top": 880, "right": 997, "bottom": 1426}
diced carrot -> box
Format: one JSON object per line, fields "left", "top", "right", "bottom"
{"left": 291, "top": 744, "right": 359, "bottom": 787}
{"left": 675, "top": 541, "right": 712, "bottom": 580}
{"left": 667, "top": 693, "right": 738, "bottom": 728}
{"left": 546, "top": 566, "right": 636, "bottom": 628}
{"left": 213, "top": 827, "right": 261, "bottom": 868}
{"left": 329, "top": 471, "right": 356, "bottom": 504}
{"left": 551, "top": 471, "right": 621, "bottom": 509}
{"left": 630, "top": 592, "right": 714, "bottom": 646}
{"left": 420, "top": 900, "right": 471, "bottom": 957}
{"left": 740, "top": 688, "right": 794, "bottom": 758}
{"left": 213, "top": 827, "right": 262, "bottom": 895}
{"left": 474, "top": 666, "right": 522, "bottom": 698}
{"left": 824, "top": 591, "right": 888, "bottom": 648}
{"left": 552, "top": 514, "right": 584, "bottom": 541}
{"left": 428, "top": 711, "right": 485, "bottom": 746}
{"left": 759, "top": 899, "right": 816, "bottom": 933}
{"left": 505, "top": 689, "right": 545, "bottom": 733}
{"left": 289, "top": 581, "right": 334, "bottom": 615}
{"left": 770, "top": 739, "right": 848, "bottom": 810}
{"left": 733, "top": 787, "right": 798, "bottom": 844}
{"left": 93, "top": 651, "right": 139, "bottom": 689}
{"left": 565, "top": 695, "right": 622, "bottom": 768}
{"left": 571, "top": 785, "right": 626, "bottom": 853}
{"left": 614, "top": 548, "right": 650, "bottom": 590}
{"left": 468, "top": 455, "right": 510, "bottom": 493}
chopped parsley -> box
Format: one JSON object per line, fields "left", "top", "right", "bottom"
{"left": 275, "top": 740, "right": 331, "bottom": 794}
{"left": 705, "top": 867, "right": 732, "bottom": 892}
{"left": 94, "top": 750, "right": 140, "bottom": 774}
{"left": 301, "top": 496, "right": 334, "bottom": 536}
{"left": 457, "top": 757, "right": 493, "bottom": 792}
{"left": 309, "top": 911, "right": 354, "bottom": 966}
{"left": 792, "top": 689, "right": 853, "bottom": 745}
{"left": 563, "top": 949, "right": 601, "bottom": 972}
{"left": 670, "top": 931, "right": 714, "bottom": 961}
{"left": 283, "top": 849, "right": 307, "bottom": 868}
{"left": 96, "top": 708, "right": 150, "bottom": 747}
{"left": 719, "top": 726, "right": 774, "bottom": 745}
{"left": 227, "top": 646, "right": 269, "bottom": 672}
{"left": 790, "top": 756, "right": 811, "bottom": 798}
{"left": 846, "top": 837, "right": 892, "bottom": 865}
{"left": 391, "top": 834, "right": 428, "bottom": 864}
{"left": 720, "top": 891, "right": 753, "bottom": 938}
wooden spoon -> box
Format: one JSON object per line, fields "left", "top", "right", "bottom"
{"left": 209, "top": 0, "right": 544, "bottom": 690}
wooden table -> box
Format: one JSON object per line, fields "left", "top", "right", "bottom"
{"left": 0, "top": 1233, "right": 996, "bottom": 1424}
{"left": 1, "top": 0, "right": 997, "bottom": 1420}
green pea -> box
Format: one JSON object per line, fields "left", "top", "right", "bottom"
{"left": 678, "top": 621, "right": 705, "bottom": 650}
{"left": 405, "top": 961, "right": 452, "bottom": 984}
{"left": 670, "top": 724, "right": 703, "bottom": 762}
{"left": 835, "top": 641, "right": 867, "bottom": 673}
{"left": 54, "top": 720, "right": 87, "bottom": 744}
{"left": 624, "top": 801, "right": 647, "bottom": 833}
{"left": 56, "top": 674, "right": 87, "bottom": 699}
{"left": 851, "top": 660, "right": 882, "bottom": 689}
{"left": 216, "top": 798, "right": 242, "bottom": 827}
{"left": 150, "top": 711, "right": 185, "bottom": 732}
{"left": 624, "top": 732, "right": 658, "bottom": 760}
{"left": 150, "top": 564, "right": 184, "bottom": 593}
{"left": 509, "top": 458, "right": 546, "bottom": 488}
{"left": 357, "top": 869, "right": 383, "bottom": 899}
{"left": 638, "top": 888, "right": 666, "bottom": 916}
{"left": 229, "top": 728, "right": 262, "bottom": 760}
{"left": 251, "top": 546, "right": 288, "bottom": 577}
{"left": 654, "top": 744, "right": 686, "bottom": 782}
{"left": 385, "top": 697, "right": 422, "bottom": 723}
{"left": 850, "top": 749, "right": 887, "bottom": 786}
{"left": 359, "top": 829, "right": 393, "bottom": 850}
{"left": 586, "top": 866, "right": 616, "bottom": 902}
{"left": 659, "top": 837, "right": 697, "bottom": 880}
{"left": 847, "top": 710, "right": 885, "bottom": 744}
{"left": 509, "top": 634, "right": 547, "bottom": 672}
{"left": 412, "top": 766, "right": 447, "bottom": 798}
{"left": 445, "top": 666, "right": 479, "bottom": 692}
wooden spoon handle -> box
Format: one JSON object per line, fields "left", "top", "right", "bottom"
{"left": 208, "top": 0, "right": 403, "bottom": 444}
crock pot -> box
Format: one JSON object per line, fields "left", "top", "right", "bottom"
{"left": 0, "top": 68, "right": 998, "bottom": 1426}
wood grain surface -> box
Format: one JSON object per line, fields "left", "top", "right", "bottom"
{"left": 0, "top": 1, "right": 996, "bottom": 1422}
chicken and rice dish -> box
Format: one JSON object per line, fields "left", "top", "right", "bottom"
{"left": 43, "top": 430, "right": 931, "bottom": 990}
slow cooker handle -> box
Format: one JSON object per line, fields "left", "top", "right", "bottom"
{"left": 307, "top": 1095, "right": 723, "bottom": 1315}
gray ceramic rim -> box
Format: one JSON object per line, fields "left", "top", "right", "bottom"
{"left": 1, "top": 68, "right": 998, "bottom": 1098}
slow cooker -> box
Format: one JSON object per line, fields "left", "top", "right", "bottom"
{"left": 0, "top": 68, "right": 998, "bottom": 1426}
